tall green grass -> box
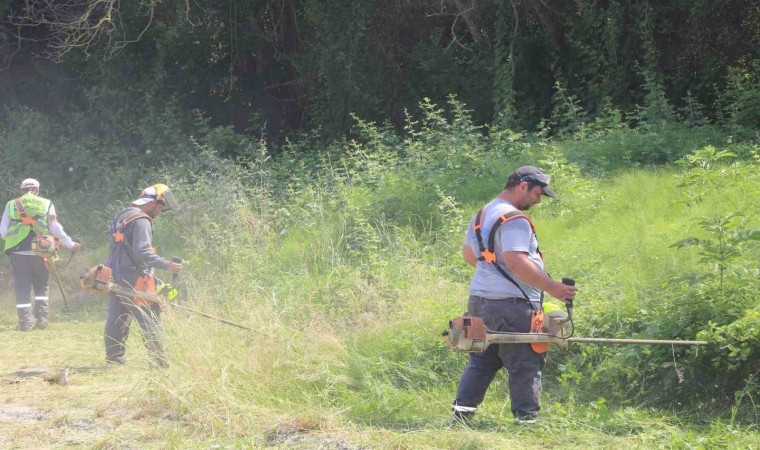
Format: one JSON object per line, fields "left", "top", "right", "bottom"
{"left": 108, "top": 118, "right": 757, "bottom": 447}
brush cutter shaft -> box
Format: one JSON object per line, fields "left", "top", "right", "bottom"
{"left": 567, "top": 337, "right": 708, "bottom": 346}
{"left": 170, "top": 303, "right": 253, "bottom": 330}
{"left": 107, "top": 282, "right": 164, "bottom": 304}
{"left": 98, "top": 281, "right": 252, "bottom": 330}
{"left": 486, "top": 334, "right": 708, "bottom": 347}
{"left": 80, "top": 265, "right": 252, "bottom": 330}
{"left": 443, "top": 315, "right": 709, "bottom": 352}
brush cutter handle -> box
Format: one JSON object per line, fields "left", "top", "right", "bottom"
{"left": 170, "top": 257, "right": 183, "bottom": 304}
{"left": 561, "top": 278, "right": 575, "bottom": 316}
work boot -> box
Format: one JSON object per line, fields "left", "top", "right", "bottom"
{"left": 18, "top": 323, "right": 33, "bottom": 332}
{"left": 106, "top": 356, "right": 127, "bottom": 365}
{"left": 149, "top": 355, "right": 169, "bottom": 369}
{"left": 34, "top": 319, "right": 48, "bottom": 330}
{"left": 514, "top": 416, "right": 538, "bottom": 425}
{"left": 447, "top": 410, "right": 475, "bottom": 428}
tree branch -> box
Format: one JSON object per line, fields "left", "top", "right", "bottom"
{"left": 9, "top": 0, "right": 159, "bottom": 62}
{"left": 449, "top": 0, "right": 483, "bottom": 43}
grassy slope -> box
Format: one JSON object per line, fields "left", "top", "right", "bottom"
{"left": 2, "top": 318, "right": 755, "bottom": 449}
{"left": 1, "top": 161, "right": 759, "bottom": 448}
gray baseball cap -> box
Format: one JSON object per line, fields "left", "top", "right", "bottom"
{"left": 508, "top": 166, "right": 556, "bottom": 198}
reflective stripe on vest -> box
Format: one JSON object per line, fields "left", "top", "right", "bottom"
{"left": 4, "top": 193, "right": 51, "bottom": 252}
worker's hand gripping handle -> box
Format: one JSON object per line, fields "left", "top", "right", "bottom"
{"left": 562, "top": 277, "right": 575, "bottom": 317}
{"left": 171, "top": 257, "right": 182, "bottom": 284}
{"left": 170, "top": 257, "right": 184, "bottom": 305}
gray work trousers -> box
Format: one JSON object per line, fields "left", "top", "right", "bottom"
{"left": 452, "top": 295, "right": 546, "bottom": 419}
{"left": 10, "top": 253, "right": 50, "bottom": 329}
{"left": 104, "top": 292, "right": 166, "bottom": 366}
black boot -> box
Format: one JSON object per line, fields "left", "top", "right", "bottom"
{"left": 447, "top": 409, "right": 475, "bottom": 428}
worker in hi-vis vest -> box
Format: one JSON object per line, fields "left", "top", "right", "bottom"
{"left": 0, "top": 178, "right": 81, "bottom": 331}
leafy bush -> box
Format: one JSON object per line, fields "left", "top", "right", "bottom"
{"left": 720, "top": 62, "right": 760, "bottom": 132}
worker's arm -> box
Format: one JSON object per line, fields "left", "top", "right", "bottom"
{"left": 462, "top": 245, "right": 477, "bottom": 267}
{"left": 462, "top": 215, "right": 478, "bottom": 267}
{"left": 499, "top": 216, "right": 577, "bottom": 303}
{"left": 46, "top": 203, "right": 78, "bottom": 250}
{"left": 504, "top": 251, "right": 576, "bottom": 303}
{"left": 130, "top": 219, "right": 171, "bottom": 270}
{"left": 0, "top": 206, "right": 9, "bottom": 239}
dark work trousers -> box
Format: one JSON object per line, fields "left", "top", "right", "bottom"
{"left": 453, "top": 295, "right": 547, "bottom": 419}
{"left": 10, "top": 253, "right": 50, "bottom": 330}
{"left": 104, "top": 292, "right": 166, "bottom": 366}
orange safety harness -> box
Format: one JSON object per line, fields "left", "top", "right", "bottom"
{"left": 111, "top": 211, "right": 157, "bottom": 306}
{"left": 473, "top": 205, "right": 549, "bottom": 353}
{"left": 13, "top": 198, "right": 57, "bottom": 267}
{"left": 13, "top": 198, "right": 40, "bottom": 226}
{"left": 112, "top": 211, "right": 152, "bottom": 244}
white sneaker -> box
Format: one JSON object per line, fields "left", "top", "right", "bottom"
{"left": 514, "top": 417, "right": 537, "bottom": 424}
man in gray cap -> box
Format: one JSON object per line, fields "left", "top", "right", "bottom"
{"left": 0, "top": 178, "right": 81, "bottom": 331}
{"left": 450, "top": 165, "right": 577, "bottom": 425}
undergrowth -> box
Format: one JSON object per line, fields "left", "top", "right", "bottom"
{"left": 0, "top": 99, "right": 758, "bottom": 447}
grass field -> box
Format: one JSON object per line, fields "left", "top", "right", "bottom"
{"left": 1, "top": 312, "right": 757, "bottom": 449}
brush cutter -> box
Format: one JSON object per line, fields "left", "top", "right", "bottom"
{"left": 442, "top": 278, "right": 709, "bottom": 352}
{"left": 13, "top": 235, "right": 80, "bottom": 312}
{"left": 442, "top": 313, "right": 709, "bottom": 352}
{"left": 80, "top": 264, "right": 252, "bottom": 331}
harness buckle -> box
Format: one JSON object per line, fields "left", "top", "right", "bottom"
{"left": 481, "top": 250, "right": 496, "bottom": 264}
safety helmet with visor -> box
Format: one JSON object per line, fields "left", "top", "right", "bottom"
{"left": 131, "top": 184, "right": 180, "bottom": 211}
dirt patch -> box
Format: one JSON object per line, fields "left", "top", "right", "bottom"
{"left": 0, "top": 404, "right": 51, "bottom": 424}
{"left": 265, "top": 426, "right": 366, "bottom": 449}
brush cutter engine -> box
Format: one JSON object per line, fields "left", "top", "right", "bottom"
{"left": 31, "top": 235, "right": 59, "bottom": 258}
{"left": 443, "top": 310, "right": 574, "bottom": 352}
{"left": 80, "top": 265, "right": 116, "bottom": 293}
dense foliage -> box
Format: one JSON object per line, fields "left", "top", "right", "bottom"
{"left": 0, "top": 1, "right": 758, "bottom": 153}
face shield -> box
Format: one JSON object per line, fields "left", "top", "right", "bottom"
{"left": 154, "top": 184, "right": 180, "bottom": 211}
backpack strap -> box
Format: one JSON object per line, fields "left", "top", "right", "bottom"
{"left": 112, "top": 211, "right": 153, "bottom": 269}
{"left": 473, "top": 206, "right": 543, "bottom": 306}
{"left": 14, "top": 198, "right": 38, "bottom": 226}
{"left": 113, "top": 212, "right": 152, "bottom": 243}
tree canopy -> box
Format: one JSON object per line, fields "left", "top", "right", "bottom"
{"left": 0, "top": 0, "right": 758, "bottom": 146}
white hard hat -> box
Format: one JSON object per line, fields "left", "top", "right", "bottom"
{"left": 19, "top": 178, "right": 40, "bottom": 189}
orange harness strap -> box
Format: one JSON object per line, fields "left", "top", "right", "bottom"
{"left": 13, "top": 198, "right": 39, "bottom": 226}
{"left": 112, "top": 212, "right": 152, "bottom": 243}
